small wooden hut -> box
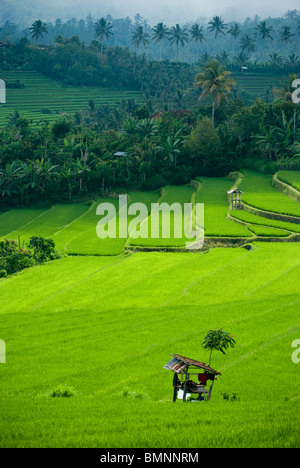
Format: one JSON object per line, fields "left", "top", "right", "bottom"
{"left": 164, "top": 354, "right": 221, "bottom": 403}
{"left": 228, "top": 188, "right": 244, "bottom": 210}
{"left": 114, "top": 152, "right": 127, "bottom": 159}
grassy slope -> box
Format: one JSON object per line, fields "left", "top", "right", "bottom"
{"left": 63, "top": 191, "right": 160, "bottom": 255}
{"left": 129, "top": 185, "right": 197, "bottom": 247}
{"left": 0, "top": 192, "right": 160, "bottom": 255}
{"left": 196, "top": 177, "right": 253, "bottom": 237}
{"left": 0, "top": 243, "right": 299, "bottom": 448}
{"left": 240, "top": 170, "right": 300, "bottom": 217}
{"left": 231, "top": 209, "right": 300, "bottom": 234}
{"left": 277, "top": 171, "right": 300, "bottom": 192}
{"left": 231, "top": 72, "right": 282, "bottom": 95}
{"left": 0, "top": 71, "right": 141, "bottom": 127}
{"left": 1, "top": 203, "right": 90, "bottom": 245}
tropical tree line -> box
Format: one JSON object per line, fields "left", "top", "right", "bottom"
{"left": 28, "top": 16, "right": 300, "bottom": 59}
{"left": 1, "top": 10, "right": 300, "bottom": 63}
{"left": 0, "top": 61, "right": 299, "bottom": 208}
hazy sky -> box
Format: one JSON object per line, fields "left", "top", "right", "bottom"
{"left": 16, "top": 0, "right": 300, "bottom": 25}
{"left": 98, "top": 0, "right": 300, "bottom": 23}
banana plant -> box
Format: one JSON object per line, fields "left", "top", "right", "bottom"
{"left": 202, "top": 328, "right": 236, "bottom": 366}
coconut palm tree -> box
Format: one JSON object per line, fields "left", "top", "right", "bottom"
{"left": 255, "top": 21, "right": 274, "bottom": 41}
{"left": 131, "top": 25, "right": 150, "bottom": 49}
{"left": 94, "top": 18, "right": 113, "bottom": 54}
{"left": 199, "top": 52, "right": 210, "bottom": 66}
{"left": 207, "top": 16, "right": 227, "bottom": 39}
{"left": 152, "top": 22, "right": 169, "bottom": 60}
{"left": 227, "top": 23, "right": 241, "bottom": 40}
{"left": 168, "top": 24, "right": 189, "bottom": 62}
{"left": 195, "top": 59, "right": 236, "bottom": 124}
{"left": 240, "top": 34, "right": 256, "bottom": 56}
{"left": 189, "top": 24, "right": 205, "bottom": 62}
{"left": 280, "top": 26, "right": 295, "bottom": 44}
{"left": 269, "top": 52, "right": 283, "bottom": 68}
{"left": 234, "top": 51, "right": 250, "bottom": 68}
{"left": 286, "top": 54, "right": 300, "bottom": 67}
{"left": 30, "top": 20, "right": 48, "bottom": 42}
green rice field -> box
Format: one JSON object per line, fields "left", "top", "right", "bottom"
{"left": 3, "top": 171, "right": 300, "bottom": 255}
{"left": 239, "top": 170, "right": 300, "bottom": 218}
{"left": 1, "top": 171, "right": 300, "bottom": 448}
{"left": 0, "top": 242, "right": 299, "bottom": 448}
{"left": 277, "top": 171, "right": 300, "bottom": 193}
{"left": 0, "top": 71, "right": 141, "bottom": 127}
{"left": 196, "top": 177, "right": 253, "bottom": 238}
{"left": 230, "top": 209, "right": 300, "bottom": 235}
{"left": 231, "top": 72, "right": 282, "bottom": 98}
{"left": 129, "top": 185, "right": 197, "bottom": 248}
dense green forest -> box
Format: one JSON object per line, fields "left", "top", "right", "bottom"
{"left": 1, "top": 9, "right": 300, "bottom": 64}
{"left": 0, "top": 10, "right": 299, "bottom": 208}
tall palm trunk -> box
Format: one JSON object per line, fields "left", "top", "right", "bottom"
{"left": 212, "top": 102, "right": 215, "bottom": 126}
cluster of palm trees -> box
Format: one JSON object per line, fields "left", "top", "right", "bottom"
{"left": 29, "top": 16, "right": 300, "bottom": 62}
{"left": 94, "top": 16, "right": 300, "bottom": 54}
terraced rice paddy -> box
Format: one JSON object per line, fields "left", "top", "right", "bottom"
{"left": 0, "top": 171, "right": 300, "bottom": 448}
{"left": 0, "top": 71, "right": 141, "bottom": 127}
{"left": 2, "top": 171, "right": 300, "bottom": 254}
{"left": 129, "top": 185, "right": 197, "bottom": 248}
{"left": 0, "top": 242, "right": 299, "bottom": 448}
{"left": 277, "top": 171, "right": 300, "bottom": 193}
{"left": 195, "top": 177, "right": 252, "bottom": 238}
{"left": 239, "top": 170, "right": 300, "bottom": 218}
{"left": 230, "top": 209, "right": 300, "bottom": 236}
{"left": 0, "top": 192, "right": 160, "bottom": 256}
{"left": 231, "top": 72, "right": 282, "bottom": 98}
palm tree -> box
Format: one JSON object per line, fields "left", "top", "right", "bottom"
{"left": 217, "top": 51, "right": 230, "bottom": 67}
{"left": 53, "top": 35, "right": 65, "bottom": 46}
{"left": 227, "top": 24, "right": 241, "bottom": 40}
{"left": 234, "top": 51, "right": 250, "bottom": 68}
{"left": 131, "top": 25, "right": 150, "bottom": 49}
{"left": 152, "top": 22, "right": 169, "bottom": 60}
{"left": 207, "top": 16, "right": 227, "bottom": 39}
{"left": 199, "top": 52, "right": 210, "bottom": 65}
{"left": 94, "top": 18, "right": 113, "bottom": 54}
{"left": 273, "top": 74, "right": 299, "bottom": 131}
{"left": 0, "top": 161, "right": 23, "bottom": 201}
{"left": 30, "top": 20, "right": 48, "bottom": 42}
{"left": 287, "top": 54, "right": 300, "bottom": 67}
{"left": 195, "top": 59, "right": 236, "bottom": 124}
{"left": 280, "top": 26, "right": 295, "bottom": 44}
{"left": 189, "top": 24, "right": 205, "bottom": 62}
{"left": 269, "top": 52, "right": 283, "bottom": 68}
{"left": 255, "top": 21, "right": 274, "bottom": 41}
{"left": 240, "top": 34, "right": 256, "bottom": 56}
{"left": 202, "top": 328, "right": 236, "bottom": 367}
{"left": 168, "top": 24, "right": 189, "bottom": 62}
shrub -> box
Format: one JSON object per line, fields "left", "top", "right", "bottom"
{"left": 0, "top": 237, "right": 59, "bottom": 277}
{"left": 0, "top": 252, "right": 35, "bottom": 275}
{"left": 222, "top": 392, "right": 240, "bottom": 401}
{"left": 27, "top": 236, "right": 57, "bottom": 263}
{"left": 47, "top": 385, "right": 76, "bottom": 398}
